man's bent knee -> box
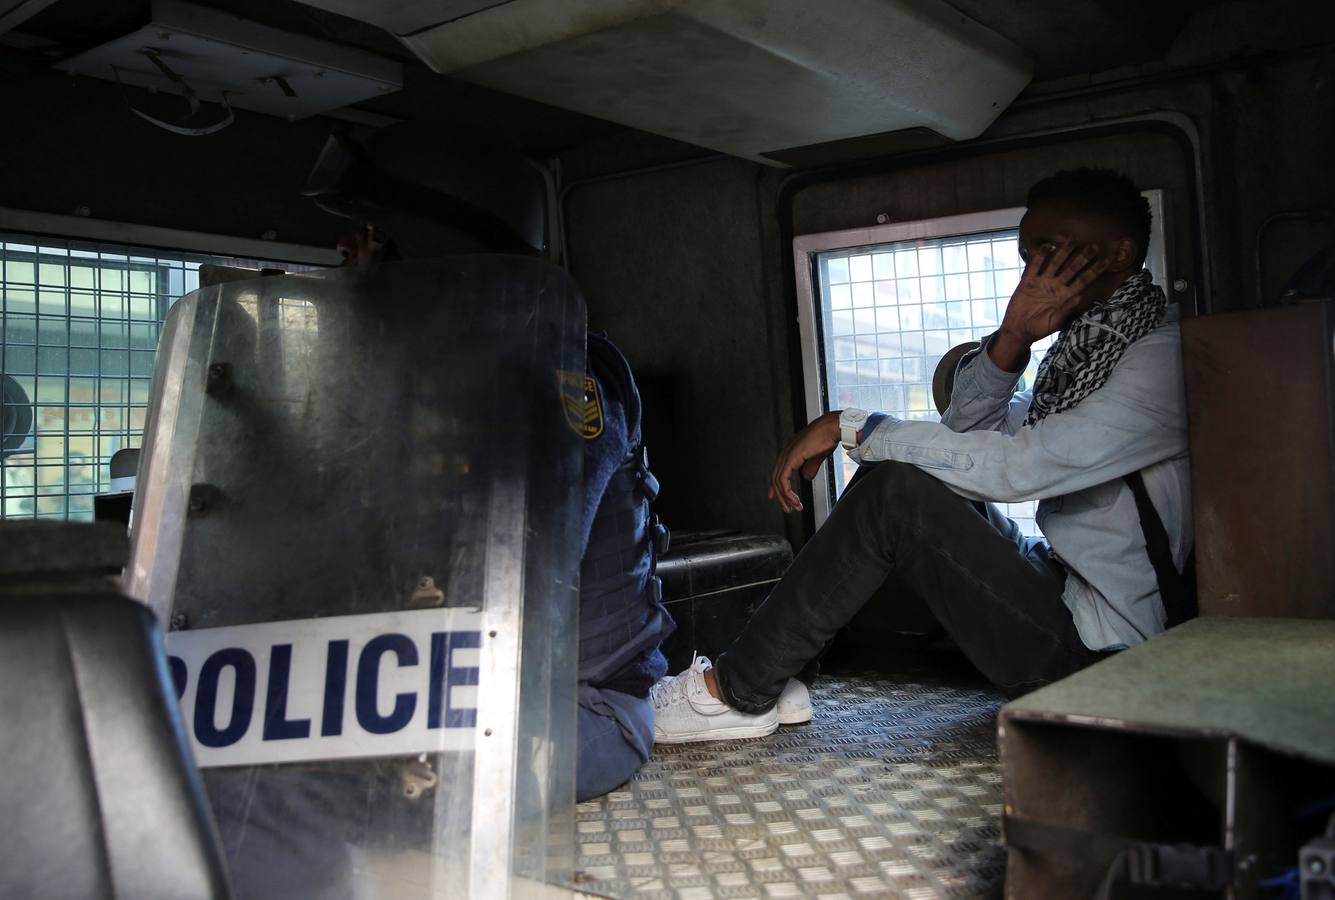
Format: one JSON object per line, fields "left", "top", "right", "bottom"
{"left": 846, "top": 461, "right": 955, "bottom": 506}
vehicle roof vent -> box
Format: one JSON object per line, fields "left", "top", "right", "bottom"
{"left": 57, "top": 0, "right": 402, "bottom": 124}
{"left": 294, "top": 0, "right": 1032, "bottom": 166}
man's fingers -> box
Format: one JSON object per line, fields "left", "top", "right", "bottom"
{"left": 781, "top": 458, "right": 803, "bottom": 510}
{"left": 1045, "top": 242, "right": 1079, "bottom": 278}
{"left": 1028, "top": 243, "right": 1055, "bottom": 277}
{"left": 770, "top": 451, "right": 798, "bottom": 512}
{"left": 769, "top": 441, "right": 792, "bottom": 491}
{"left": 1068, "top": 254, "right": 1112, "bottom": 292}
{"left": 1062, "top": 245, "right": 1102, "bottom": 285}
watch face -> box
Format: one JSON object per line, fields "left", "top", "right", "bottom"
{"left": 844, "top": 409, "right": 868, "bottom": 424}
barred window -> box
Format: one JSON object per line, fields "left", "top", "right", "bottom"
{"left": 817, "top": 229, "right": 1053, "bottom": 536}
{"left": 793, "top": 194, "right": 1166, "bottom": 538}
{"left": 0, "top": 234, "right": 322, "bottom": 521}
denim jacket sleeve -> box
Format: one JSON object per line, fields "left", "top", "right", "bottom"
{"left": 846, "top": 328, "right": 1188, "bottom": 503}
{"left": 939, "top": 337, "right": 1031, "bottom": 436}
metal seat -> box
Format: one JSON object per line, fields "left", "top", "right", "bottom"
{"left": 0, "top": 522, "right": 230, "bottom": 900}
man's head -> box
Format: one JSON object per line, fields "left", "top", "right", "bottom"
{"left": 1019, "top": 168, "right": 1151, "bottom": 312}
{"left": 305, "top": 124, "right": 546, "bottom": 263}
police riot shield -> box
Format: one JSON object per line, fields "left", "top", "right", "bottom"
{"left": 125, "top": 257, "right": 584, "bottom": 899}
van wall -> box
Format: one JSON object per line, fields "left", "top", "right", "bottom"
{"left": 0, "top": 65, "right": 343, "bottom": 248}
{"left": 560, "top": 43, "right": 1335, "bottom": 547}
{"left": 2, "top": 7, "right": 1330, "bottom": 548}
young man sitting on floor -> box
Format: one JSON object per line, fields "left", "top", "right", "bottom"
{"left": 651, "top": 168, "right": 1193, "bottom": 743}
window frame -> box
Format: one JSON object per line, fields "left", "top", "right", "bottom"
{"left": 0, "top": 207, "right": 342, "bottom": 268}
{"left": 792, "top": 189, "right": 1168, "bottom": 526}
{"left": 1, "top": 213, "right": 336, "bottom": 521}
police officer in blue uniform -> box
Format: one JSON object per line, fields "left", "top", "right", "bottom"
{"left": 321, "top": 125, "right": 674, "bottom": 801}
{"left": 573, "top": 331, "right": 674, "bottom": 799}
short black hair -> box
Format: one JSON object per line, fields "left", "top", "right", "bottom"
{"left": 1027, "top": 168, "right": 1152, "bottom": 266}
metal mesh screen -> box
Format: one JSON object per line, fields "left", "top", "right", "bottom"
{"left": 0, "top": 234, "right": 319, "bottom": 521}
{"left": 817, "top": 229, "right": 1053, "bottom": 537}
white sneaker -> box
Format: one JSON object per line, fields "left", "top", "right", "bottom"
{"left": 777, "top": 678, "right": 812, "bottom": 725}
{"left": 650, "top": 655, "right": 778, "bottom": 744}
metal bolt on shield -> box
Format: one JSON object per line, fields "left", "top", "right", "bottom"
{"left": 206, "top": 362, "right": 232, "bottom": 397}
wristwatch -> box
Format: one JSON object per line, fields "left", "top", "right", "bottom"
{"left": 839, "top": 408, "right": 869, "bottom": 452}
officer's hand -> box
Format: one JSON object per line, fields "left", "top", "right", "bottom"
{"left": 768, "top": 411, "right": 841, "bottom": 513}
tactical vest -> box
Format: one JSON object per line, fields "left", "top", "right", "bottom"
{"left": 578, "top": 334, "right": 674, "bottom": 691}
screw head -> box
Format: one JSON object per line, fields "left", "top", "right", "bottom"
{"left": 205, "top": 362, "right": 232, "bottom": 397}
{"left": 875, "top": 212, "right": 891, "bottom": 225}
{"left": 1307, "top": 854, "right": 1328, "bottom": 877}
{"left": 1172, "top": 278, "right": 1189, "bottom": 293}
{"left": 188, "top": 483, "right": 220, "bottom": 515}
{"left": 170, "top": 612, "right": 189, "bottom": 630}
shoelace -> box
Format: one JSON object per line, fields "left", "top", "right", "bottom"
{"left": 651, "top": 654, "right": 708, "bottom": 710}
{"left": 650, "top": 671, "right": 690, "bottom": 710}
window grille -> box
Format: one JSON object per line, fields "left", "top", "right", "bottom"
{"left": 793, "top": 193, "right": 1167, "bottom": 538}
{"left": 816, "top": 229, "right": 1053, "bottom": 536}
{"left": 0, "top": 234, "right": 320, "bottom": 521}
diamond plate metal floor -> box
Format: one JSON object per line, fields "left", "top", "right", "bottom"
{"left": 574, "top": 669, "right": 1007, "bottom": 899}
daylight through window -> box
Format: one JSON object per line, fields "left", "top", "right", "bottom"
{"left": 0, "top": 235, "right": 315, "bottom": 521}
{"left": 816, "top": 229, "right": 1055, "bottom": 537}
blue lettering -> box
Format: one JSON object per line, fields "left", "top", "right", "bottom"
{"left": 321, "top": 639, "right": 349, "bottom": 737}
{"left": 195, "top": 648, "right": 256, "bottom": 748}
{"left": 428, "top": 633, "right": 448, "bottom": 729}
{"left": 262, "top": 644, "right": 311, "bottom": 741}
{"left": 356, "top": 634, "right": 417, "bottom": 735}
{"left": 168, "top": 655, "right": 187, "bottom": 701}
{"left": 427, "top": 631, "right": 481, "bottom": 729}
{"left": 446, "top": 632, "right": 480, "bottom": 728}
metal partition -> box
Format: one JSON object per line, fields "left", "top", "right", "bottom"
{"left": 126, "top": 257, "right": 584, "bottom": 898}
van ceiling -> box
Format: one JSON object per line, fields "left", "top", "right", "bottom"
{"left": 9, "top": 0, "right": 1238, "bottom": 158}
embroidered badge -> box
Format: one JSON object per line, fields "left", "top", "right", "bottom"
{"left": 558, "top": 370, "right": 603, "bottom": 439}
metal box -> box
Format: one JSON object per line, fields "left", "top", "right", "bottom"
{"left": 657, "top": 532, "right": 792, "bottom": 673}
{"left": 1000, "top": 617, "right": 1335, "bottom": 899}
{"left": 1181, "top": 300, "right": 1335, "bottom": 619}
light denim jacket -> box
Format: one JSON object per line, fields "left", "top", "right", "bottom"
{"left": 848, "top": 304, "right": 1192, "bottom": 651}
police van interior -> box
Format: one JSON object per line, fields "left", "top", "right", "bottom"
{"left": 2, "top": 1, "right": 1334, "bottom": 898}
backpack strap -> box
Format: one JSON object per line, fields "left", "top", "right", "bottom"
{"left": 1005, "top": 816, "right": 1233, "bottom": 898}
{"left": 1123, "top": 470, "right": 1196, "bottom": 628}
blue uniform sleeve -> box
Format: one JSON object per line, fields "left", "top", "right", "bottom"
{"left": 578, "top": 372, "right": 631, "bottom": 559}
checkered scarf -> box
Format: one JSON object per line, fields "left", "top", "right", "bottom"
{"left": 1025, "top": 269, "right": 1166, "bottom": 426}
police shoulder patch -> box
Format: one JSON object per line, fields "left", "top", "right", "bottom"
{"left": 558, "top": 369, "right": 604, "bottom": 439}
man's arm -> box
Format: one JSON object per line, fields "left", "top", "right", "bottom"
{"left": 849, "top": 336, "right": 1187, "bottom": 502}
{"left": 943, "top": 240, "right": 1108, "bottom": 435}
{"left": 939, "top": 337, "right": 1031, "bottom": 436}
{"left": 768, "top": 240, "right": 1109, "bottom": 512}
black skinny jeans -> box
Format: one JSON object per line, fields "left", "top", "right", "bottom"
{"left": 715, "top": 461, "right": 1105, "bottom": 710}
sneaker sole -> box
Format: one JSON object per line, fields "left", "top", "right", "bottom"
{"left": 654, "top": 719, "right": 780, "bottom": 744}
{"left": 778, "top": 708, "right": 812, "bottom": 725}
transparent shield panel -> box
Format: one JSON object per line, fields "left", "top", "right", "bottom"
{"left": 126, "top": 257, "right": 584, "bottom": 898}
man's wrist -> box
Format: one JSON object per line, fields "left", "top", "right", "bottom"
{"left": 837, "top": 408, "right": 868, "bottom": 450}
{"left": 988, "top": 329, "right": 1031, "bottom": 374}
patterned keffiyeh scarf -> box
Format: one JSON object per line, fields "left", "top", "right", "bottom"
{"left": 1024, "top": 269, "right": 1167, "bottom": 427}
